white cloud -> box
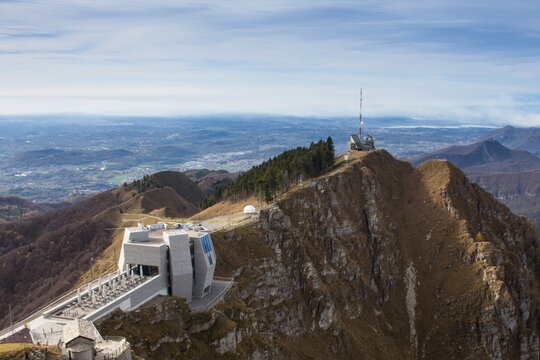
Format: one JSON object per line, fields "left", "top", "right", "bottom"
{"left": 0, "top": 0, "right": 539, "bottom": 125}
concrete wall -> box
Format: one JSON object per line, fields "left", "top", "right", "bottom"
{"left": 66, "top": 338, "right": 94, "bottom": 360}
{"left": 85, "top": 275, "right": 168, "bottom": 322}
{"left": 192, "top": 234, "right": 216, "bottom": 298}
{"left": 124, "top": 228, "right": 149, "bottom": 242}
{"left": 116, "top": 346, "right": 132, "bottom": 360}
{"left": 119, "top": 243, "right": 167, "bottom": 273}
{"left": 118, "top": 228, "right": 150, "bottom": 271}
{"left": 67, "top": 348, "right": 93, "bottom": 360}
{"left": 163, "top": 230, "right": 193, "bottom": 300}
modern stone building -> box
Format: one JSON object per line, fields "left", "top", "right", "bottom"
{"left": 0, "top": 224, "right": 228, "bottom": 353}
{"left": 117, "top": 224, "right": 216, "bottom": 301}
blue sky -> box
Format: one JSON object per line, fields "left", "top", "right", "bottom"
{"left": 1, "top": 1, "right": 540, "bottom": 125}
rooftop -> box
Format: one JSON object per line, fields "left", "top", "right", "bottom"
{"left": 351, "top": 134, "right": 362, "bottom": 144}
{"left": 127, "top": 224, "right": 209, "bottom": 245}
{"left": 51, "top": 271, "right": 151, "bottom": 320}
{"left": 63, "top": 319, "right": 101, "bottom": 345}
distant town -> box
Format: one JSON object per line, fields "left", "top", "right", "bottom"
{"left": 0, "top": 116, "right": 494, "bottom": 202}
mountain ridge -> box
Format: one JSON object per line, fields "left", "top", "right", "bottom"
{"left": 412, "top": 139, "right": 540, "bottom": 173}
{"left": 480, "top": 126, "right": 540, "bottom": 155}
{"left": 0, "top": 196, "right": 64, "bottom": 222}
{"left": 412, "top": 139, "right": 540, "bottom": 230}
{"left": 96, "top": 149, "right": 539, "bottom": 359}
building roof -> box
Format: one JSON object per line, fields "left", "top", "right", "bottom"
{"left": 243, "top": 205, "right": 256, "bottom": 214}
{"left": 63, "top": 319, "right": 102, "bottom": 346}
{"left": 350, "top": 134, "right": 362, "bottom": 144}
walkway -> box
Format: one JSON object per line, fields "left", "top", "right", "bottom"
{"left": 189, "top": 279, "right": 234, "bottom": 313}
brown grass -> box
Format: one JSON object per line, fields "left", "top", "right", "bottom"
{"left": 0, "top": 344, "right": 59, "bottom": 360}
{"left": 75, "top": 228, "right": 124, "bottom": 287}
{"left": 191, "top": 196, "right": 259, "bottom": 220}
{"left": 0, "top": 343, "right": 32, "bottom": 353}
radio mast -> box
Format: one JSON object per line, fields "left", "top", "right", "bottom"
{"left": 358, "top": 88, "right": 363, "bottom": 138}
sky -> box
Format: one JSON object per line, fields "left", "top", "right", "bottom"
{"left": 1, "top": 0, "right": 540, "bottom": 125}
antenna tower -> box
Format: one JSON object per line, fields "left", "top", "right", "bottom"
{"left": 358, "top": 88, "right": 363, "bottom": 138}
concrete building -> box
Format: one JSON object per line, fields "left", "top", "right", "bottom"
{"left": 0, "top": 223, "right": 231, "bottom": 354}
{"left": 118, "top": 224, "right": 216, "bottom": 301}
{"left": 62, "top": 319, "right": 131, "bottom": 360}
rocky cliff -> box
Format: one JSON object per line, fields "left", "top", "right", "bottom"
{"left": 100, "top": 150, "right": 540, "bottom": 359}
{"left": 411, "top": 140, "right": 540, "bottom": 231}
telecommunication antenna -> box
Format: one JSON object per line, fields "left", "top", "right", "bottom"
{"left": 359, "top": 88, "right": 363, "bottom": 138}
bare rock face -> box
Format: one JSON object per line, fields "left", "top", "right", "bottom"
{"left": 100, "top": 150, "right": 539, "bottom": 359}
{"left": 212, "top": 150, "right": 539, "bottom": 359}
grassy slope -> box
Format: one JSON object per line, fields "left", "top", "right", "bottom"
{"left": 0, "top": 344, "right": 59, "bottom": 360}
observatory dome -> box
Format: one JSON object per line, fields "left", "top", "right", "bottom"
{"left": 243, "top": 205, "right": 257, "bottom": 214}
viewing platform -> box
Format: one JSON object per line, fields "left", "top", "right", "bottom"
{"left": 0, "top": 269, "right": 165, "bottom": 346}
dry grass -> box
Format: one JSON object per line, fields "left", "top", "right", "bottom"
{"left": 191, "top": 196, "right": 259, "bottom": 220}
{"left": 0, "top": 343, "right": 32, "bottom": 353}
{"left": 75, "top": 228, "right": 124, "bottom": 287}
{"left": 0, "top": 344, "right": 59, "bottom": 360}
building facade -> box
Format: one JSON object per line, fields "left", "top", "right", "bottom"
{"left": 118, "top": 224, "right": 216, "bottom": 301}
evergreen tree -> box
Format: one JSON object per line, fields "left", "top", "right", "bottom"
{"left": 200, "top": 137, "right": 336, "bottom": 208}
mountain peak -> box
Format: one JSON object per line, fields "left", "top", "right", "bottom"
{"left": 412, "top": 139, "right": 540, "bottom": 171}
{"left": 481, "top": 126, "right": 540, "bottom": 154}
{"left": 191, "top": 148, "right": 539, "bottom": 359}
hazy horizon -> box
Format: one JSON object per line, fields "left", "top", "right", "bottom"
{"left": 1, "top": 1, "right": 540, "bottom": 126}
{"left": 0, "top": 113, "right": 510, "bottom": 128}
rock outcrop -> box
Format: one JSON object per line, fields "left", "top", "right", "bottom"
{"left": 101, "top": 150, "right": 540, "bottom": 359}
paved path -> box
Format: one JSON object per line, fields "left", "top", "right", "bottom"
{"left": 189, "top": 279, "right": 234, "bottom": 313}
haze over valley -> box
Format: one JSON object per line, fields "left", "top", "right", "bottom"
{"left": 0, "top": 116, "right": 498, "bottom": 202}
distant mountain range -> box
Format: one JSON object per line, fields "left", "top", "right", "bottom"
{"left": 411, "top": 139, "right": 540, "bottom": 174}
{"left": 480, "top": 125, "right": 540, "bottom": 155}
{"left": 412, "top": 139, "right": 540, "bottom": 230}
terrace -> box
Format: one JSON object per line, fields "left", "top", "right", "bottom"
{"left": 49, "top": 269, "right": 150, "bottom": 320}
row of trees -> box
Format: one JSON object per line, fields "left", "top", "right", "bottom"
{"left": 124, "top": 175, "right": 161, "bottom": 194}
{"left": 201, "top": 137, "right": 335, "bottom": 207}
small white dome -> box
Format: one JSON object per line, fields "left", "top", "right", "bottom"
{"left": 243, "top": 205, "right": 257, "bottom": 214}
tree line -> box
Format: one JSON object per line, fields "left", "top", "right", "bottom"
{"left": 124, "top": 175, "right": 162, "bottom": 194}
{"left": 201, "top": 137, "right": 335, "bottom": 207}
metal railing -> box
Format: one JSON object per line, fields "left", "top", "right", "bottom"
{"left": 0, "top": 271, "right": 123, "bottom": 339}
{"left": 98, "top": 336, "right": 131, "bottom": 359}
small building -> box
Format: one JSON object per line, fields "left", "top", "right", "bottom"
{"left": 62, "top": 319, "right": 131, "bottom": 360}
{"left": 349, "top": 134, "right": 375, "bottom": 152}
{"left": 63, "top": 319, "right": 99, "bottom": 360}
